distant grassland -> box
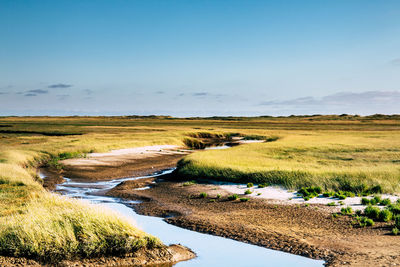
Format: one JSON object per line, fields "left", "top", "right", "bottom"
{"left": 176, "top": 130, "right": 400, "bottom": 193}
{"left": 0, "top": 115, "right": 399, "bottom": 261}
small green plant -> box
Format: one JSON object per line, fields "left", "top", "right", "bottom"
{"left": 228, "top": 194, "right": 238, "bottom": 201}
{"left": 298, "top": 186, "right": 322, "bottom": 200}
{"left": 247, "top": 182, "right": 254, "bottom": 188}
{"left": 332, "top": 213, "right": 339, "bottom": 218}
{"left": 257, "top": 193, "right": 261, "bottom": 196}
{"left": 258, "top": 183, "right": 269, "bottom": 188}
{"left": 199, "top": 192, "right": 207, "bottom": 198}
{"left": 395, "top": 215, "right": 400, "bottom": 228}
{"left": 338, "top": 201, "right": 345, "bottom": 205}
{"left": 322, "top": 191, "right": 334, "bottom": 197}
{"left": 387, "top": 204, "right": 400, "bottom": 215}
{"left": 332, "top": 191, "right": 355, "bottom": 200}
{"left": 240, "top": 198, "right": 249, "bottom": 202}
{"left": 341, "top": 207, "right": 353, "bottom": 215}
{"left": 183, "top": 180, "right": 197, "bottom": 186}
{"left": 380, "top": 198, "right": 391, "bottom": 206}
{"left": 364, "top": 206, "right": 380, "bottom": 220}
{"left": 244, "top": 189, "right": 252, "bottom": 195}
{"left": 369, "top": 198, "right": 378, "bottom": 205}
{"left": 304, "top": 203, "right": 310, "bottom": 207}
{"left": 378, "top": 209, "right": 393, "bottom": 222}
{"left": 392, "top": 227, "right": 399, "bottom": 235}
{"left": 373, "top": 195, "right": 382, "bottom": 204}
{"left": 361, "top": 198, "right": 370, "bottom": 205}
{"left": 358, "top": 216, "right": 374, "bottom": 227}
{"left": 216, "top": 194, "right": 221, "bottom": 199}
{"left": 209, "top": 199, "right": 216, "bottom": 202}
{"left": 327, "top": 202, "right": 336, "bottom": 206}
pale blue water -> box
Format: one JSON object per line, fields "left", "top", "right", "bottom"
{"left": 50, "top": 170, "right": 324, "bottom": 267}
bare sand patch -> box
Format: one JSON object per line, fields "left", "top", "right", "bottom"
{"left": 55, "top": 145, "right": 190, "bottom": 181}
{"left": 219, "top": 183, "right": 400, "bottom": 211}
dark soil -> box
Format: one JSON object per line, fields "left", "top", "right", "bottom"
{"left": 107, "top": 176, "right": 400, "bottom": 267}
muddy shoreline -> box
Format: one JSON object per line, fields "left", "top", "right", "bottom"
{"left": 39, "top": 145, "right": 400, "bottom": 266}
{"left": 107, "top": 175, "right": 400, "bottom": 267}
{"left": 5, "top": 150, "right": 195, "bottom": 267}
{"left": 0, "top": 245, "right": 195, "bottom": 267}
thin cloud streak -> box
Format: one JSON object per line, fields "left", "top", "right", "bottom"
{"left": 27, "top": 89, "right": 48, "bottom": 94}
{"left": 48, "top": 83, "right": 73, "bottom": 89}
{"left": 260, "top": 91, "right": 400, "bottom": 107}
{"left": 193, "top": 92, "right": 208, "bottom": 96}
{"left": 389, "top": 58, "right": 400, "bottom": 66}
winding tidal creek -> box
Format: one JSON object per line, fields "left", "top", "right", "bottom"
{"left": 45, "top": 169, "right": 324, "bottom": 266}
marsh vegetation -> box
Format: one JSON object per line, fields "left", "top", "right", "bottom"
{"left": 0, "top": 115, "right": 399, "bottom": 263}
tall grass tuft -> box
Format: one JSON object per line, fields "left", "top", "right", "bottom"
{"left": 0, "top": 194, "right": 162, "bottom": 262}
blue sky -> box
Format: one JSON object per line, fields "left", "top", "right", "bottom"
{"left": 1, "top": 0, "right": 400, "bottom": 116}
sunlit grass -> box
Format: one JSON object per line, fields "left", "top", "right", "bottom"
{"left": 0, "top": 193, "right": 161, "bottom": 262}
{"left": 176, "top": 130, "right": 400, "bottom": 193}
{"left": 0, "top": 115, "right": 399, "bottom": 261}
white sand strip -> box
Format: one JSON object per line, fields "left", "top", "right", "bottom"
{"left": 219, "top": 183, "right": 400, "bottom": 211}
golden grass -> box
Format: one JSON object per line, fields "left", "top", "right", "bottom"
{"left": 0, "top": 193, "right": 161, "bottom": 262}
{"left": 176, "top": 130, "right": 400, "bottom": 193}
{"left": 0, "top": 115, "right": 399, "bottom": 261}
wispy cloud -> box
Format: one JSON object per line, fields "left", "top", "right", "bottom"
{"left": 260, "top": 91, "right": 400, "bottom": 107}
{"left": 83, "top": 89, "right": 93, "bottom": 95}
{"left": 21, "top": 89, "right": 49, "bottom": 97}
{"left": 48, "top": 83, "right": 73, "bottom": 89}
{"left": 155, "top": 91, "right": 165, "bottom": 94}
{"left": 389, "top": 58, "right": 400, "bottom": 66}
{"left": 193, "top": 92, "right": 208, "bottom": 97}
{"left": 27, "top": 89, "right": 48, "bottom": 94}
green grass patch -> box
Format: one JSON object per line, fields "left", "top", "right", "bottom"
{"left": 357, "top": 216, "right": 375, "bottom": 227}
{"left": 228, "top": 194, "right": 238, "bottom": 201}
{"left": 341, "top": 207, "right": 353, "bottom": 215}
{"left": 183, "top": 180, "right": 197, "bottom": 186}
{"left": 244, "top": 189, "right": 252, "bottom": 195}
{"left": 364, "top": 206, "right": 380, "bottom": 220}
{"left": 199, "top": 192, "right": 208, "bottom": 198}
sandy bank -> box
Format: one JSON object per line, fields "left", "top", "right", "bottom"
{"left": 0, "top": 244, "right": 195, "bottom": 267}
{"left": 58, "top": 145, "right": 189, "bottom": 181}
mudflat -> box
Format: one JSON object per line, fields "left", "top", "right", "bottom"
{"left": 107, "top": 176, "right": 400, "bottom": 267}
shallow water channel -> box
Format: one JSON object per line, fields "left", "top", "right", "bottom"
{"left": 50, "top": 170, "right": 324, "bottom": 266}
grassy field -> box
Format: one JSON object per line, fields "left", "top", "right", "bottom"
{"left": 0, "top": 115, "right": 399, "bottom": 261}
{"left": 176, "top": 130, "right": 400, "bottom": 193}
